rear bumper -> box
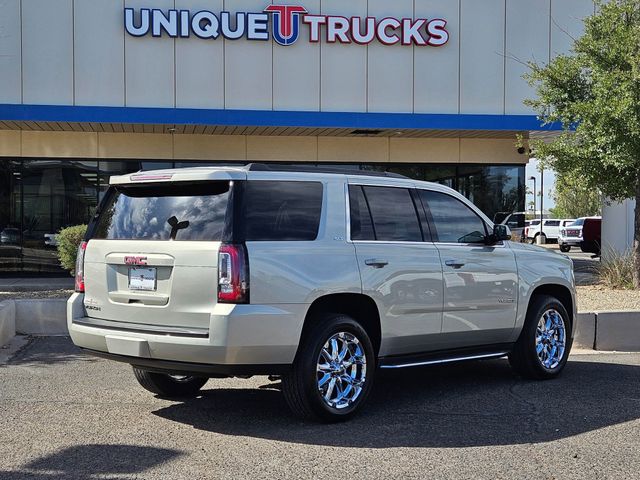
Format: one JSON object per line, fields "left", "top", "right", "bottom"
{"left": 67, "top": 293, "right": 305, "bottom": 368}
{"left": 559, "top": 238, "right": 582, "bottom": 246}
{"left": 82, "top": 348, "right": 289, "bottom": 376}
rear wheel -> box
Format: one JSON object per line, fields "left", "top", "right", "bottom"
{"left": 509, "top": 295, "right": 572, "bottom": 380}
{"left": 282, "top": 314, "right": 375, "bottom": 423}
{"left": 560, "top": 244, "right": 571, "bottom": 253}
{"left": 133, "top": 368, "right": 208, "bottom": 397}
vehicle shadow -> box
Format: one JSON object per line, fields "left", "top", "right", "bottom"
{"left": 0, "top": 444, "right": 183, "bottom": 480}
{"left": 153, "top": 358, "right": 640, "bottom": 448}
{"left": 2, "top": 336, "right": 98, "bottom": 368}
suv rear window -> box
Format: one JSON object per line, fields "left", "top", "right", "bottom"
{"left": 92, "top": 182, "right": 231, "bottom": 241}
{"left": 241, "top": 181, "right": 323, "bottom": 241}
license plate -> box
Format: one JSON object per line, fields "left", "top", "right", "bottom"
{"left": 128, "top": 267, "right": 156, "bottom": 291}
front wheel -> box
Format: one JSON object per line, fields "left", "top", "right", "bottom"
{"left": 282, "top": 314, "right": 375, "bottom": 423}
{"left": 509, "top": 295, "right": 572, "bottom": 380}
{"left": 133, "top": 368, "right": 208, "bottom": 397}
{"left": 560, "top": 244, "right": 571, "bottom": 253}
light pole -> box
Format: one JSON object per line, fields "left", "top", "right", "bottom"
{"left": 540, "top": 167, "right": 544, "bottom": 227}
{"left": 528, "top": 176, "right": 537, "bottom": 215}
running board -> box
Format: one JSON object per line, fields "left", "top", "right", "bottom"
{"left": 379, "top": 350, "right": 510, "bottom": 370}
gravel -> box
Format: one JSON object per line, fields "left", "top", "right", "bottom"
{"left": 0, "top": 290, "right": 73, "bottom": 302}
{"left": 577, "top": 284, "right": 640, "bottom": 312}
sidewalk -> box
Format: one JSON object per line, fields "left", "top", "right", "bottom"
{"left": 0, "top": 277, "right": 74, "bottom": 292}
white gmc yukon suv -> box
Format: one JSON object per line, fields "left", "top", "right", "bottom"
{"left": 68, "top": 165, "right": 576, "bottom": 422}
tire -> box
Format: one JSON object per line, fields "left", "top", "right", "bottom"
{"left": 282, "top": 313, "right": 376, "bottom": 423}
{"left": 132, "top": 367, "right": 208, "bottom": 397}
{"left": 560, "top": 244, "right": 571, "bottom": 253}
{"left": 509, "top": 295, "right": 572, "bottom": 380}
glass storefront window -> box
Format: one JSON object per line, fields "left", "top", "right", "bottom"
{"left": 0, "top": 159, "right": 524, "bottom": 275}
{"left": 11, "top": 160, "right": 98, "bottom": 273}
{"left": 0, "top": 161, "right": 22, "bottom": 273}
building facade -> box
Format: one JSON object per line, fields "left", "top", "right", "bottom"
{"left": 0, "top": 0, "right": 595, "bottom": 274}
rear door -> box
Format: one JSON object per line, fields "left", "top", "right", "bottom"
{"left": 349, "top": 182, "right": 444, "bottom": 357}
{"left": 418, "top": 189, "right": 518, "bottom": 349}
{"left": 83, "top": 180, "right": 234, "bottom": 331}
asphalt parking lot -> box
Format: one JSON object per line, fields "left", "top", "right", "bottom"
{"left": 1, "top": 337, "right": 639, "bottom": 480}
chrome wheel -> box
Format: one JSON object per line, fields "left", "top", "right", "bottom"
{"left": 535, "top": 309, "right": 567, "bottom": 370}
{"left": 316, "top": 332, "right": 367, "bottom": 410}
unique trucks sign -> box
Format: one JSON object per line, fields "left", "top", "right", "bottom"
{"left": 124, "top": 6, "right": 449, "bottom": 47}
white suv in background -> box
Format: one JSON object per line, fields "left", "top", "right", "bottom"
{"left": 525, "top": 219, "right": 575, "bottom": 244}
{"left": 68, "top": 165, "right": 576, "bottom": 422}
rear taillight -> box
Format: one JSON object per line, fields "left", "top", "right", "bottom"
{"left": 75, "top": 241, "right": 88, "bottom": 293}
{"left": 218, "top": 244, "right": 249, "bottom": 304}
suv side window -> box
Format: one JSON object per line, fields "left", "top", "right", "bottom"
{"left": 419, "top": 190, "right": 487, "bottom": 244}
{"left": 242, "top": 181, "right": 323, "bottom": 241}
{"left": 545, "top": 220, "right": 560, "bottom": 227}
{"left": 349, "top": 185, "right": 422, "bottom": 242}
{"left": 349, "top": 186, "right": 375, "bottom": 241}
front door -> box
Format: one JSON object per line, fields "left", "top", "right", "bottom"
{"left": 417, "top": 189, "right": 518, "bottom": 349}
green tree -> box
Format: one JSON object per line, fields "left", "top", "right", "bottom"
{"left": 525, "top": 0, "right": 640, "bottom": 287}
{"left": 549, "top": 170, "right": 602, "bottom": 219}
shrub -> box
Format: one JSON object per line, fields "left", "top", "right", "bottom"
{"left": 57, "top": 225, "right": 87, "bottom": 275}
{"left": 598, "top": 249, "right": 635, "bottom": 290}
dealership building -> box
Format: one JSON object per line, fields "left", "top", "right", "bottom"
{"left": 0, "top": 0, "right": 596, "bottom": 274}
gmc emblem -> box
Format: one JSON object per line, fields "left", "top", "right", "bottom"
{"left": 124, "top": 256, "right": 148, "bottom": 266}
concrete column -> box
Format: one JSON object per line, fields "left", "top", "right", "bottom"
{"left": 602, "top": 198, "right": 635, "bottom": 260}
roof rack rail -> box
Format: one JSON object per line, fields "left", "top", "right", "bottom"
{"left": 245, "top": 163, "right": 409, "bottom": 179}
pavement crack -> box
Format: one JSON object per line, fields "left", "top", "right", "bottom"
{"left": 508, "top": 381, "right": 542, "bottom": 437}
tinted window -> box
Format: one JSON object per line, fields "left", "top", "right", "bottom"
{"left": 242, "top": 181, "right": 322, "bottom": 241}
{"left": 349, "top": 186, "right": 375, "bottom": 241}
{"left": 545, "top": 220, "right": 560, "bottom": 226}
{"left": 93, "top": 182, "right": 231, "bottom": 241}
{"left": 505, "top": 213, "right": 525, "bottom": 228}
{"left": 361, "top": 186, "right": 422, "bottom": 242}
{"left": 419, "top": 190, "right": 487, "bottom": 243}
{"left": 573, "top": 218, "right": 585, "bottom": 226}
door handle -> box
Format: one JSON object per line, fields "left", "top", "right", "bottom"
{"left": 365, "top": 258, "right": 388, "bottom": 268}
{"left": 445, "top": 259, "right": 465, "bottom": 269}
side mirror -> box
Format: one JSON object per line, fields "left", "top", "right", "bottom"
{"left": 493, "top": 224, "right": 512, "bottom": 242}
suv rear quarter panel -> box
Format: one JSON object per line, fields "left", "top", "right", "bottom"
{"left": 247, "top": 178, "right": 360, "bottom": 306}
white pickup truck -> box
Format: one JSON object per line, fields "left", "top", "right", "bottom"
{"left": 524, "top": 219, "right": 575, "bottom": 244}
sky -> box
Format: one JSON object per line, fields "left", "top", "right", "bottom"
{"left": 525, "top": 158, "right": 556, "bottom": 212}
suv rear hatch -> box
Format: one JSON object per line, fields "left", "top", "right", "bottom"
{"left": 82, "top": 179, "right": 236, "bottom": 332}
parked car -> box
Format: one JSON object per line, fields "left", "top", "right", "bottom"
{"left": 44, "top": 233, "right": 59, "bottom": 247}
{"left": 0, "top": 227, "right": 20, "bottom": 245}
{"left": 558, "top": 217, "right": 601, "bottom": 253}
{"left": 67, "top": 164, "right": 576, "bottom": 422}
{"left": 524, "top": 219, "right": 575, "bottom": 244}
{"left": 495, "top": 212, "right": 525, "bottom": 240}
{"left": 581, "top": 217, "right": 602, "bottom": 256}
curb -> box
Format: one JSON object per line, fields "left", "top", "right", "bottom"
{"left": 0, "top": 301, "right": 16, "bottom": 347}
{"left": 15, "top": 299, "right": 68, "bottom": 335}
{"left": 0, "top": 299, "right": 68, "bottom": 346}
{"left": 575, "top": 310, "right": 640, "bottom": 352}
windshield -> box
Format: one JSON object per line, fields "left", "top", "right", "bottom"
{"left": 92, "top": 182, "right": 231, "bottom": 241}
{"left": 571, "top": 218, "right": 585, "bottom": 226}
